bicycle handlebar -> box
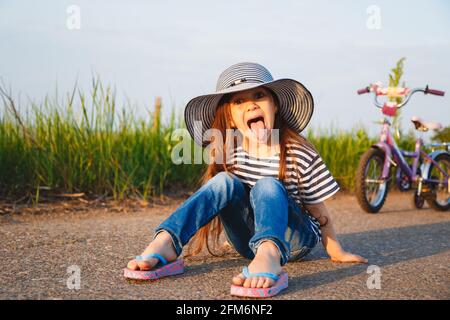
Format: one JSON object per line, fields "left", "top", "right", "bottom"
{"left": 357, "top": 87, "right": 370, "bottom": 95}
{"left": 358, "top": 84, "right": 445, "bottom": 109}
{"left": 425, "top": 86, "right": 445, "bottom": 96}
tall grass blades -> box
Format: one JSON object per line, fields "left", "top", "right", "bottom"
{"left": 0, "top": 79, "right": 204, "bottom": 201}
{"left": 306, "top": 127, "right": 377, "bottom": 191}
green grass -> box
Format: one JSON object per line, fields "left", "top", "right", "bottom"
{"left": 0, "top": 79, "right": 417, "bottom": 202}
{"left": 306, "top": 127, "right": 416, "bottom": 191}
{"left": 0, "top": 79, "right": 205, "bottom": 201}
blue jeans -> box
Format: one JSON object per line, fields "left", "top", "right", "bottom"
{"left": 154, "top": 171, "right": 320, "bottom": 266}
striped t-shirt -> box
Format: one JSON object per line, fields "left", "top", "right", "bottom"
{"left": 226, "top": 141, "right": 340, "bottom": 241}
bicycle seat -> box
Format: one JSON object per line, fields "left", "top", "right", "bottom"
{"left": 411, "top": 116, "right": 443, "bottom": 132}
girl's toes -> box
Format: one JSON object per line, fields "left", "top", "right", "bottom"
{"left": 256, "top": 277, "right": 266, "bottom": 288}
{"left": 137, "top": 259, "right": 156, "bottom": 271}
{"left": 263, "top": 278, "right": 274, "bottom": 288}
{"left": 127, "top": 259, "right": 139, "bottom": 270}
{"left": 232, "top": 273, "right": 245, "bottom": 286}
{"left": 243, "top": 278, "right": 252, "bottom": 288}
{"left": 250, "top": 277, "right": 259, "bottom": 288}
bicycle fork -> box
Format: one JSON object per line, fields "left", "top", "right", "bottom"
{"left": 371, "top": 141, "right": 395, "bottom": 184}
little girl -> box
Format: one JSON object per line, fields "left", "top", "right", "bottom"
{"left": 124, "top": 62, "right": 367, "bottom": 298}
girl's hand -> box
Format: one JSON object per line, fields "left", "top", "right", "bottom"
{"left": 304, "top": 202, "right": 368, "bottom": 264}
{"left": 330, "top": 251, "right": 368, "bottom": 264}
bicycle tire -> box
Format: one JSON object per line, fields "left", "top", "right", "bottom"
{"left": 355, "top": 148, "right": 390, "bottom": 213}
{"left": 424, "top": 152, "right": 450, "bottom": 211}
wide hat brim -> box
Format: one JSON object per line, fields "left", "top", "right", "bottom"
{"left": 184, "top": 78, "right": 314, "bottom": 147}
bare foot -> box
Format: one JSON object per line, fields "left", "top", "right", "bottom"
{"left": 127, "top": 231, "right": 178, "bottom": 271}
{"left": 232, "top": 241, "right": 282, "bottom": 288}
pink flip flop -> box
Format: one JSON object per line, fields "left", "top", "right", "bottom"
{"left": 230, "top": 267, "right": 288, "bottom": 298}
{"left": 123, "top": 253, "right": 184, "bottom": 280}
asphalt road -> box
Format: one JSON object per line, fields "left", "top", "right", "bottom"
{"left": 0, "top": 192, "right": 449, "bottom": 300}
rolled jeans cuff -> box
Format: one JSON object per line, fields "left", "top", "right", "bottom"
{"left": 154, "top": 227, "right": 183, "bottom": 257}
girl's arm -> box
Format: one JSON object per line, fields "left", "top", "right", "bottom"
{"left": 305, "top": 202, "right": 368, "bottom": 263}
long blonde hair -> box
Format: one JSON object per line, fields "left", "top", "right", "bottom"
{"left": 185, "top": 88, "right": 316, "bottom": 258}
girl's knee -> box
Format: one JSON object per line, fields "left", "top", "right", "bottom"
{"left": 251, "top": 177, "right": 286, "bottom": 196}
{"left": 210, "top": 171, "right": 233, "bottom": 184}
{"left": 208, "top": 171, "right": 245, "bottom": 195}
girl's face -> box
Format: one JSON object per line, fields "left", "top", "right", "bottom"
{"left": 228, "top": 87, "right": 278, "bottom": 144}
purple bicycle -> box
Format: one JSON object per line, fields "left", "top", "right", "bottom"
{"left": 355, "top": 83, "right": 448, "bottom": 213}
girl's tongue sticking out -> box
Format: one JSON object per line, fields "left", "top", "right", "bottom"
{"left": 249, "top": 117, "right": 267, "bottom": 141}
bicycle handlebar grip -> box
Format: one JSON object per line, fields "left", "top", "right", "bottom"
{"left": 357, "top": 87, "right": 370, "bottom": 95}
{"left": 425, "top": 88, "right": 445, "bottom": 96}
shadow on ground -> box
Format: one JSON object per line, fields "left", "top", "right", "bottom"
{"left": 177, "top": 221, "right": 450, "bottom": 297}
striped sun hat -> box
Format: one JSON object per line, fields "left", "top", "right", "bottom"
{"left": 184, "top": 62, "right": 314, "bottom": 147}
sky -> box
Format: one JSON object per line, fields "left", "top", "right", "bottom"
{"left": 1, "top": 0, "right": 449, "bottom": 137}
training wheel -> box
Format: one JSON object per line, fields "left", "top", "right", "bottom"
{"left": 413, "top": 192, "right": 425, "bottom": 209}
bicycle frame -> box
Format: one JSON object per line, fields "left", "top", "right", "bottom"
{"left": 373, "top": 120, "right": 449, "bottom": 188}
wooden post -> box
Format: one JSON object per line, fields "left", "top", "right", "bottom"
{"left": 154, "top": 96, "right": 161, "bottom": 131}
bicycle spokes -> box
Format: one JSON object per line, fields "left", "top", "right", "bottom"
{"left": 430, "top": 158, "right": 449, "bottom": 206}
{"left": 365, "top": 156, "right": 386, "bottom": 206}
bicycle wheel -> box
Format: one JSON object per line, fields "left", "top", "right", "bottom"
{"left": 355, "top": 148, "right": 390, "bottom": 213}
{"left": 424, "top": 152, "right": 450, "bottom": 211}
